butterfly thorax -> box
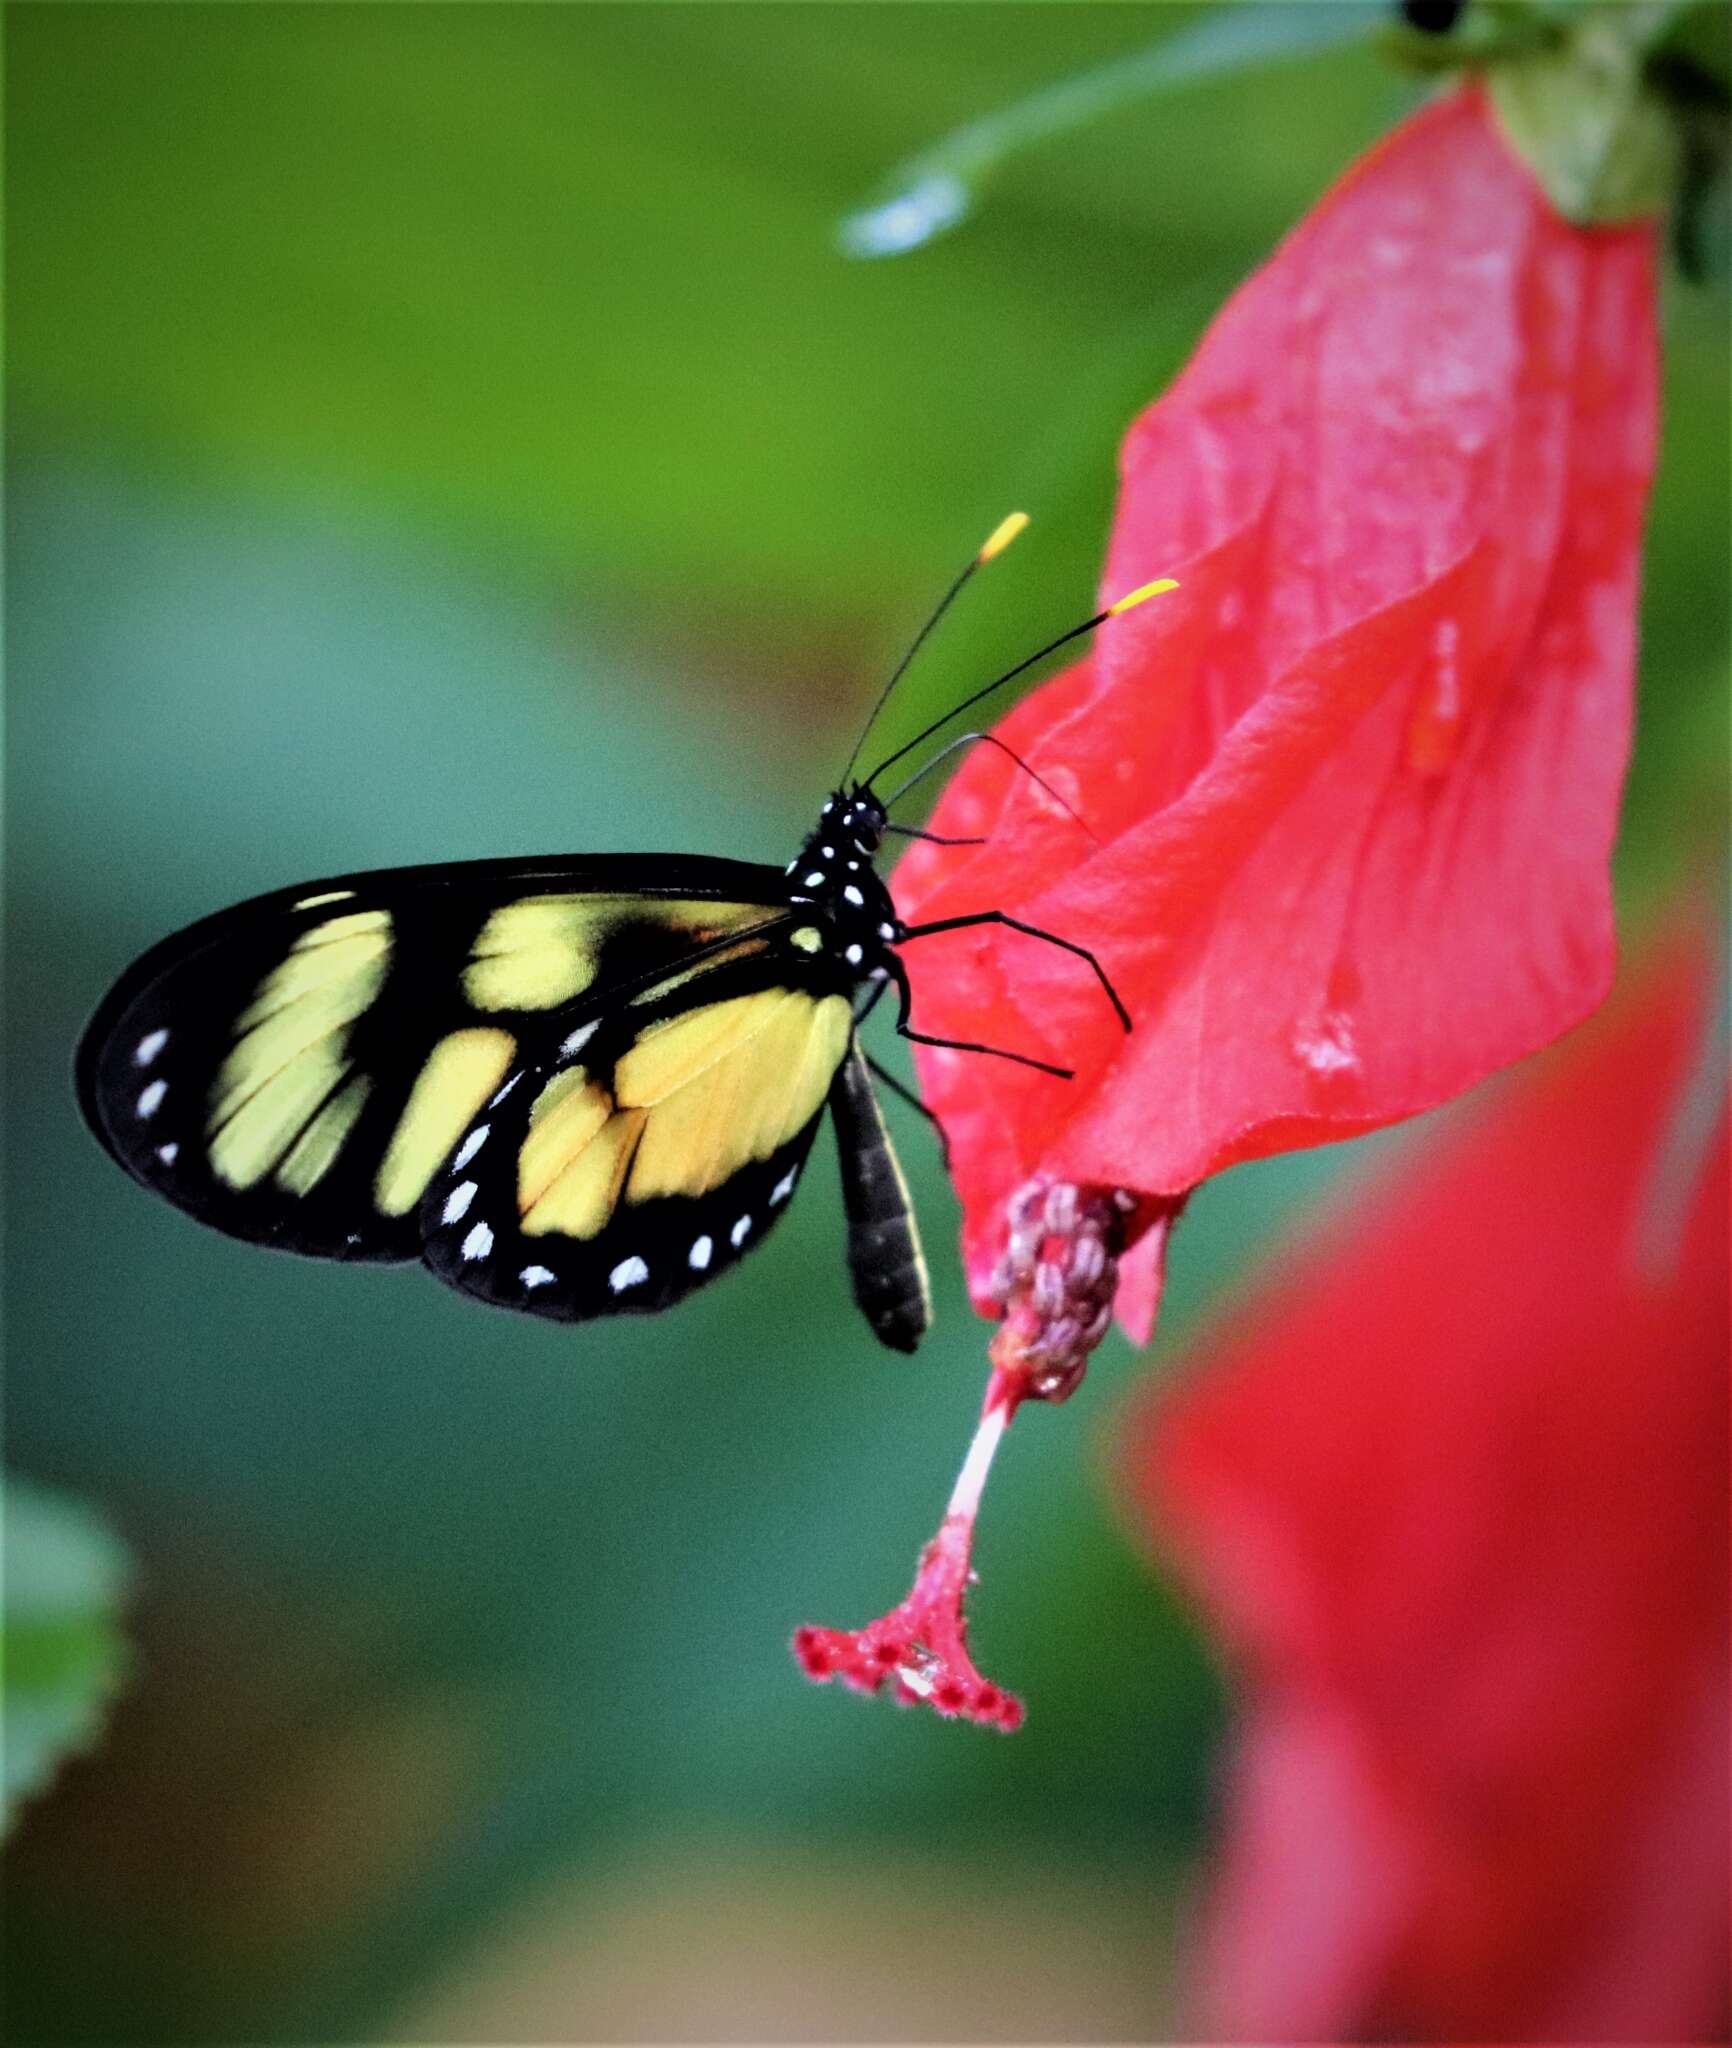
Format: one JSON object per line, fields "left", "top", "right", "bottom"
{"left": 784, "top": 788, "right": 901, "bottom": 976}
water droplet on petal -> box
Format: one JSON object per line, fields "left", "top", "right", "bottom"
{"left": 1291, "top": 1008, "right": 1361, "bottom": 1086}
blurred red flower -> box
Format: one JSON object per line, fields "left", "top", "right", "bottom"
{"left": 1123, "top": 929, "right": 1728, "bottom": 2040}
{"left": 893, "top": 86, "right": 1659, "bottom": 1346}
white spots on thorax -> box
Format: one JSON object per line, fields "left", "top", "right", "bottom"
{"left": 136, "top": 1079, "right": 167, "bottom": 1119}
{"left": 452, "top": 1124, "right": 488, "bottom": 1171}
{"left": 842, "top": 885, "right": 864, "bottom": 907}
{"left": 689, "top": 1233, "right": 713, "bottom": 1272}
{"left": 133, "top": 1028, "right": 169, "bottom": 1068}
{"left": 877, "top": 922, "right": 895, "bottom": 941}
{"left": 844, "top": 943, "right": 863, "bottom": 966}
{"left": 609, "top": 1254, "right": 649, "bottom": 1293}
{"left": 821, "top": 845, "right": 835, "bottom": 859}
{"left": 770, "top": 1166, "right": 798, "bottom": 1205}
{"left": 460, "top": 1221, "right": 494, "bottom": 1261}
{"left": 443, "top": 1180, "right": 478, "bottom": 1224}
{"left": 520, "top": 1264, "right": 556, "bottom": 1289}
{"left": 560, "top": 1021, "right": 598, "bottom": 1060}
{"left": 730, "top": 1213, "right": 752, "bottom": 1248}
{"left": 155, "top": 1142, "right": 179, "bottom": 1166}
{"left": 803, "top": 871, "right": 825, "bottom": 889}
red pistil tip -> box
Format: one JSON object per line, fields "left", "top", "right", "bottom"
{"left": 793, "top": 1381, "right": 1025, "bottom": 1732}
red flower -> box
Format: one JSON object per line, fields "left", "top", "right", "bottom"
{"left": 893, "top": 85, "right": 1658, "bottom": 1343}
{"left": 1124, "top": 928, "right": 1729, "bottom": 2039}
{"left": 799, "top": 86, "right": 1662, "bottom": 1729}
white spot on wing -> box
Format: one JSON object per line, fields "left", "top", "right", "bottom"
{"left": 156, "top": 1142, "right": 179, "bottom": 1166}
{"left": 293, "top": 889, "right": 356, "bottom": 910}
{"left": 134, "top": 1028, "right": 168, "bottom": 1067}
{"left": 689, "top": 1234, "right": 713, "bottom": 1271}
{"left": 609, "top": 1255, "right": 649, "bottom": 1292}
{"left": 730, "top": 1213, "right": 752, "bottom": 1248}
{"left": 136, "top": 1080, "right": 167, "bottom": 1119}
{"left": 771, "top": 1167, "right": 797, "bottom": 1204}
{"left": 490, "top": 1073, "right": 521, "bottom": 1106}
{"left": 461, "top": 1222, "right": 494, "bottom": 1261}
{"left": 521, "top": 1264, "right": 556, "bottom": 1289}
{"left": 443, "top": 1181, "right": 477, "bottom": 1224}
{"left": 560, "top": 1021, "right": 598, "bottom": 1060}
{"left": 452, "top": 1125, "right": 488, "bottom": 1171}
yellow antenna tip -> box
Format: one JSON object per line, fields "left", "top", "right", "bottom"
{"left": 978, "top": 511, "right": 1031, "bottom": 563}
{"left": 1107, "top": 576, "right": 1180, "bottom": 617}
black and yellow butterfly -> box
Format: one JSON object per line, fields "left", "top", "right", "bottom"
{"left": 77, "top": 518, "right": 1165, "bottom": 1352}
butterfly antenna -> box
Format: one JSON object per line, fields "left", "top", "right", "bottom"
{"left": 883, "top": 730, "right": 1100, "bottom": 845}
{"left": 839, "top": 511, "right": 1030, "bottom": 787}
{"left": 863, "top": 575, "right": 1178, "bottom": 788}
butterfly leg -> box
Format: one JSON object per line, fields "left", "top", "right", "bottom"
{"left": 895, "top": 911, "right": 1131, "bottom": 1031}
{"left": 863, "top": 1052, "right": 951, "bottom": 1169}
{"left": 884, "top": 952, "right": 1073, "bottom": 1080}
{"left": 882, "top": 823, "right": 986, "bottom": 847}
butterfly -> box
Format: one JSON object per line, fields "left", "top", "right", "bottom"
{"left": 77, "top": 516, "right": 1171, "bottom": 1353}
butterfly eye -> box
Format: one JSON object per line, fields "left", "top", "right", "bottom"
{"left": 846, "top": 801, "right": 885, "bottom": 852}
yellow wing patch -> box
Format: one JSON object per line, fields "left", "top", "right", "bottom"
{"left": 522, "top": 1106, "right": 646, "bottom": 1239}
{"left": 464, "top": 895, "right": 773, "bottom": 1013}
{"left": 277, "top": 1075, "right": 373, "bottom": 1196}
{"left": 208, "top": 910, "right": 392, "bottom": 1190}
{"left": 515, "top": 991, "right": 851, "bottom": 1239}
{"left": 374, "top": 1027, "right": 518, "bottom": 1215}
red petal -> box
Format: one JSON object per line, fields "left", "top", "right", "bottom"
{"left": 893, "top": 89, "right": 1658, "bottom": 1312}
{"left": 1123, "top": 926, "right": 1729, "bottom": 2037}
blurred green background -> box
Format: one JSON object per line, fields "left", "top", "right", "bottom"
{"left": 5, "top": 5, "right": 1725, "bottom": 2042}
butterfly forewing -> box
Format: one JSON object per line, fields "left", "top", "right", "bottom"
{"left": 420, "top": 947, "right": 855, "bottom": 1321}
{"left": 77, "top": 855, "right": 795, "bottom": 1263}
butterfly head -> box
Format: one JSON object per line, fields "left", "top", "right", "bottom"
{"left": 831, "top": 785, "right": 886, "bottom": 854}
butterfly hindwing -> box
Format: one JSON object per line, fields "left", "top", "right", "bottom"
{"left": 420, "top": 947, "right": 856, "bottom": 1322}
{"left": 76, "top": 855, "right": 794, "bottom": 1263}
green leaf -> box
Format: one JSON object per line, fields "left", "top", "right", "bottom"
{"left": 838, "top": 1, "right": 1377, "bottom": 259}
{"left": 2, "top": 1476, "right": 131, "bottom": 1827}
